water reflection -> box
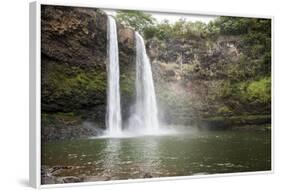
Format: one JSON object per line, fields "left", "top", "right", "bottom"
{"left": 101, "top": 138, "right": 121, "bottom": 178}
{"left": 137, "top": 137, "right": 161, "bottom": 176}
{"left": 100, "top": 136, "right": 163, "bottom": 179}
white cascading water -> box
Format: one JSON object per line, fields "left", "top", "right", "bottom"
{"left": 106, "top": 16, "right": 122, "bottom": 135}
{"left": 131, "top": 32, "right": 159, "bottom": 133}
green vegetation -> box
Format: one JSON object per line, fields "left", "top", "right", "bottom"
{"left": 42, "top": 112, "right": 81, "bottom": 125}
{"left": 215, "top": 17, "right": 271, "bottom": 76}
{"left": 116, "top": 10, "right": 156, "bottom": 34}
{"left": 245, "top": 77, "right": 271, "bottom": 104}
{"left": 43, "top": 64, "right": 105, "bottom": 92}
{"left": 144, "top": 19, "right": 209, "bottom": 40}
{"left": 120, "top": 72, "right": 135, "bottom": 96}
{"left": 49, "top": 65, "right": 106, "bottom": 93}
{"left": 41, "top": 62, "right": 107, "bottom": 113}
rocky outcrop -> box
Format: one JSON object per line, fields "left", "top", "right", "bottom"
{"left": 41, "top": 6, "right": 107, "bottom": 68}
{"left": 41, "top": 113, "right": 104, "bottom": 141}
{"left": 41, "top": 165, "right": 157, "bottom": 184}
{"left": 147, "top": 36, "right": 241, "bottom": 78}
{"left": 41, "top": 5, "right": 136, "bottom": 140}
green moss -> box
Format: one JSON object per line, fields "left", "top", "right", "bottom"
{"left": 218, "top": 81, "right": 233, "bottom": 98}
{"left": 41, "top": 63, "right": 108, "bottom": 112}
{"left": 120, "top": 72, "right": 135, "bottom": 96}
{"left": 204, "top": 77, "right": 271, "bottom": 113}
{"left": 265, "top": 124, "right": 271, "bottom": 129}
{"left": 202, "top": 115, "right": 271, "bottom": 127}
{"left": 47, "top": 64, "right": 107, "bottom": 94}
{"left": 245, "top": 77, "right": 271, "bottom": 103}
{"left": 43, "top": 64, "right": 107, "bottom": 97}
{"left": 42, "top": 112, "right": 82, "bottom": 127}
{"left": 217, "top": 106, "right": 232, "bottom": 114}
{"left": 205, "top": 114, "right": 270, "bottom": 121}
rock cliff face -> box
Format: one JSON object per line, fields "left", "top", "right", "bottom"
{"left": 148, "top": 35, "right": 241, "bottom": 80}
{"left": 147, "top": 35, "right": 270, "bottom": 126}
{"left": 41, "top": 5, "right": 135, "bottom": 141}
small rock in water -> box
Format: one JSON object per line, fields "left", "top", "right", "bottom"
{"left": 58, "top": 176, "right": 82, "bottom": 183}
{"left": 41, "top": 176, "right": 56, "bottom": 184}
{"left": 50, "top": 166, "right": 72, "bottom": 175}
{"left": 83, "top": 176, "right": 110, "bottom": 182}
{"left": 193, "top": 172, "right": 208, "bottom": 176}
{"left": 132, "top": 171, "right": 140, "bottom": 175}
{"left": 143, "top": 173, "right": 153, "bottom": 178}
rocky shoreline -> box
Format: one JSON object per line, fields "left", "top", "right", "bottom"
{"left": 41, "top": 165, "right": 154, "bottom": 184}
{"left": 41, "top": 121, "right": 103, "bottom": 142}
{"left": 41, "top": 118, "right": 270, "bottom": 142}
{"left": 197, "top": 115, "right": 271, "bottom": 131}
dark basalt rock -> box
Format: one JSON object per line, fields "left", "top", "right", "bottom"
{"left": 41, "top": 165, "right": 112, "bottom": 184}
{"left": 197, "top": 115, "right": 271, "bottom": 130}
{"left": 41, "top": 5, "right": 107, "bottom": 68}
{"left": 57, "top": 176, "right": 82, "bottom": 183}
{"left": 143, "top": 173, "right": 153, "bottom": 178}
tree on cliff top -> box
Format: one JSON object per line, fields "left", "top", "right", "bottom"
{"left": 116, "top": 10, "right": 156, "bottom": 34}
{"left": 212, "top": 17, "right": 271, "bottom": 75}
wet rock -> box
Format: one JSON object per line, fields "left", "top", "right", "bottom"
{"left": 50, "top": 166, "right": 73, "bottom": 175}
{"left": 41, "top": 118, "right": 100, "bottom": 142}
{"left": 197, "top": 115, "right": 271, "bottom": 130}
{"left": 83, "top": 176, "right": 111, "bottom": 182}
{"left": 143, "top": 173, "right": 153, "bottom": 178}
{"left": 165, "top": 69, "right": 176, "bottom": 77}
{"left": 41, "top": 176, "right": 57, "bottom": 184}
{"left": 57, "top": 176, "right": 82, "bottom": 183}
{"left": 41, "top": 166, "right": 58, "bottom": 184}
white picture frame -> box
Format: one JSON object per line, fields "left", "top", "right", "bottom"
{"left": 29, "top": 0, "right": 274, "bottom": 189}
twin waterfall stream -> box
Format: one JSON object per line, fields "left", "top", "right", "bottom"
{"left": 106, "top": 16, "right": 122, "bottom": 135}
{"left": 106, "top": 16, "right": 160, "bottom": 137}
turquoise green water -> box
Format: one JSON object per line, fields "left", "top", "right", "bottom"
{"left": 42, "top": 130, "right": 271, "bottom": 180}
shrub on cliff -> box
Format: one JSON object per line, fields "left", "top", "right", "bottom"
{"left": 116, "top": 10, "right": 156, "bottom": 34}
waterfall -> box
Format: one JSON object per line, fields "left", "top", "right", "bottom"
{"left": 105, "top": 16, "right": 160, "bottom": 137}
{"left": 106, "top": 16, "right": 122, "bottom": 135}
{"left": 131, "top": 32, "right": 159, "bottom": 133}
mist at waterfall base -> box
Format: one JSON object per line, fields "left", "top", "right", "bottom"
{"left": 103, "top": 16, "right": 176, "bottom": 138}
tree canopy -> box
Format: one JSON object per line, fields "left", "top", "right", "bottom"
{"left": 116, "top": 10, "right": 156, "bottom": 34}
